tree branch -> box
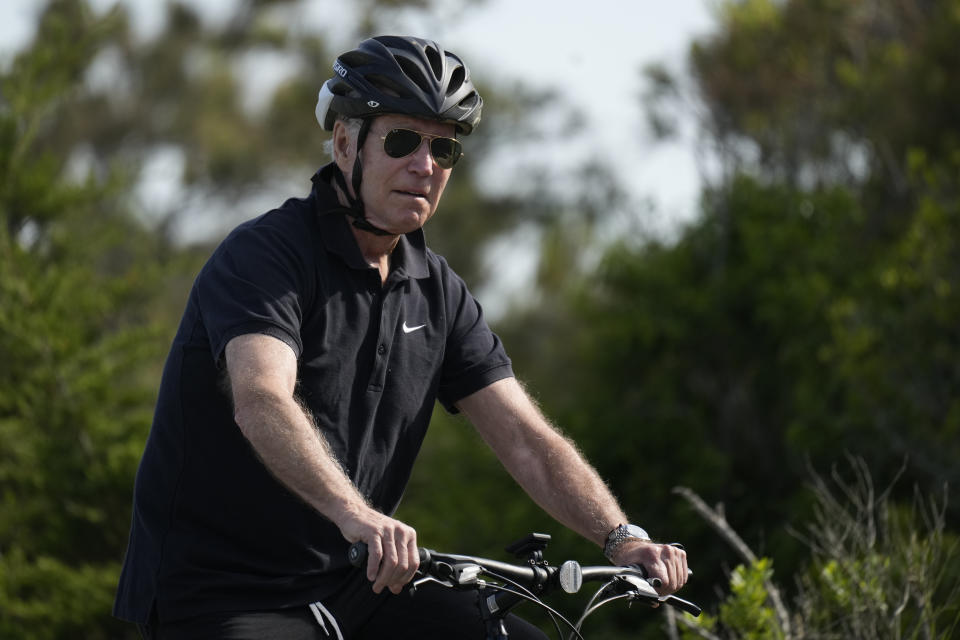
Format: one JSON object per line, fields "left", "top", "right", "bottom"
{"left": 673, "top": 486, "right": 794, "bottom": 640}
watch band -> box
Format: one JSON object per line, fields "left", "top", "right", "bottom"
{"left": 603, "top": 523, "right": 651, "bottom": 561}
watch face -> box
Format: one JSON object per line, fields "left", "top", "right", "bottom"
{"left": 604, "top": 524, "right": 651, "bottom": 561}
{"left": 625, "top": 525, "right": 650, "bottom": 541}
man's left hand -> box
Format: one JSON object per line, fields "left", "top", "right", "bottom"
{"left": 610, "top": 540, "right": 689, "bottom": 595}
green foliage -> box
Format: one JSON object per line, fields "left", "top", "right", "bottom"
{"left": 492, "top": 4, "right": 960, "bottom": 637}
{"left": 718, "top": 559, "right": 783, "bottom": 639}
{"left": 679, "top": 462, "right": 960, "bottom": 640}
{"left": 684, "top": 0, "right": 960, "bottom": 202}
{"left": 792, "top": 461, "right": 960, "bottom": 639}
{"left": 0, "top": 3, "right": 201, "bottom": 637}
{"left": 685, "top": 558, "right": 785, "bottom": 640}
{"left": 500, "top": 164, "right": 960, "bottom": 633}
{"left": 0, "top": 549, "right": 120, "bottom": 640}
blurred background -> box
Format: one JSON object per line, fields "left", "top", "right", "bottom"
{"left": 1, "top": 0, "right": 958, "bottom": 637}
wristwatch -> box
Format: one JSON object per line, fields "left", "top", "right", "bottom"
{"left": 603, "top": 523, "right": 651, "bottom": 561}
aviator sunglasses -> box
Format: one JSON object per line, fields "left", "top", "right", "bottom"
{"left": 380, "top": 128, "right": 463, "bottom": 169}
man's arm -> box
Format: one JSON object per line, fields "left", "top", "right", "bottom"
{"left": 456, "top": 377, "right": 688, "bottom": 594}
{"left": 225, "top": 333, "right": 417, "bottom": 594}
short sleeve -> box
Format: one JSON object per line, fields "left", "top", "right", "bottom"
{"left": 196, "top": 217, "right": 313, "bottom": 364}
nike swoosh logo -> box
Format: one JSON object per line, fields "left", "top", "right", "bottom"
{"left": 402, "top": 321, "right": 427, "bottom": 334}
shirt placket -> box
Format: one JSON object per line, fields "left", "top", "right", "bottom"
{"left": 367, "top": 275, "right": 404, "bottom": 393}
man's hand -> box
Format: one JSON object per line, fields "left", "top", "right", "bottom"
{"left": 340, "top": 509, "right": 419, "bottom": 595}
{"left": 611, "top": 539, "right": 689, "bottom": 595}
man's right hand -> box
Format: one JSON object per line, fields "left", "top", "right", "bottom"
{"left": 340, "top": 509, "right": 419, "bottom": 594}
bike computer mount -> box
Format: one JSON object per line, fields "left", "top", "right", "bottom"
{"left": 504, "top": 532, "right": 552, "bottom": 563}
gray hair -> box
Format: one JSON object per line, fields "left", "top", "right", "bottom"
{"left": 323, "top": 116, "right": 365, "bottom": 161}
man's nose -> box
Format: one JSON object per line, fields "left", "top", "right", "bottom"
{"left": 408, "top": 140, "right": 435, "bottom": 174}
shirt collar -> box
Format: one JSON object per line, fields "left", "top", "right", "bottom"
{"left": 311, "top": 164, "right": 430, "bottom": 280}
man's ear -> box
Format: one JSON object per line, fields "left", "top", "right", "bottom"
{"left": 331, "top": 121, "right": 354, "bottom": 173}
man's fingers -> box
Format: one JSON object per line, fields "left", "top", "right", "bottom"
{"left": 661, "top": 545, "right": 688, "bottom": 591}
{"left": 366, "top": 538, "right": 384, "bottom": 584}
{"left": 676, "top": 547, "right": 689, "bottom": 587}
{"left": 365, "top": 525, "right": 418, "bottom": 594}
{"left": 665, "top": 548, "right": 678, "bottom": 587}
{"left": 373, "top": 535, "right": 400, "bottom": 594}
{"left": 406, "top": 532, "right": 420, "bottom": 579}
{"left": 386, "top": 528, "right": 418, "bottom": 594}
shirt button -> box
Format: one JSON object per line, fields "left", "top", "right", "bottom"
{"left": 377, "top": 344, "right": 387, "bottom": 355}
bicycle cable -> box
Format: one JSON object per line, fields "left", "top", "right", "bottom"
{"left": 480, "top": 568, "right": 579, "bottom": 640}
{"left": 571, "top": 591, "right": 636, "bottom": 639}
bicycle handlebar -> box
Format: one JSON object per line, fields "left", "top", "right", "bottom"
{"left": 347, "top": 540, "right": 701, "bottom": 618}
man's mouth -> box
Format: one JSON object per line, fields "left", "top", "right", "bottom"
{"left": 396, "top": 189, "right": 428, "bottom": 199}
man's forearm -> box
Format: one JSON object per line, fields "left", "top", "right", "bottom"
{"left": 509, "top": 428, "right": 627, "bottom": 547}
{"left": 458, "top": 378, "right": 628, "bottom": 548}
{"left": 233, "top": 391, "right": 368, "bottom": 525}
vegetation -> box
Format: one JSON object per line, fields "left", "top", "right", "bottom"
{"left": 673, "top": 458, "right": 959, "bottom": 639}
{"left": 1, "top": 0, "right": 958, "bottom": 637}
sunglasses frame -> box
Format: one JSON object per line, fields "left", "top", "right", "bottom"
{"left": 379, "top": 128, "right": 463, "bottom": 169}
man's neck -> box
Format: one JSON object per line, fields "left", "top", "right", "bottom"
{"left": 350, "top": 223, "right": 399, "bottom": 284}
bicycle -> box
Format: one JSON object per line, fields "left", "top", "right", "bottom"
{"left": 348, "top": 532, "right": 701, "bottom": 639}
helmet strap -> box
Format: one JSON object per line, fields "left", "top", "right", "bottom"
{"left": 334, "top": 118, "right": 393, "bottom": 237}
{"left": 351, "top": 118, "right": 371, "bottom": 203}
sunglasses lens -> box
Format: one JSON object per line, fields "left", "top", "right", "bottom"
{"left": 430, "top": 138, "right": 462, "bottom": 169}
{"left": 383, "top": 129, "right": 422, "bottom": 158}
{"left": 383, "top": 129, "right": 463, "bottom": 169}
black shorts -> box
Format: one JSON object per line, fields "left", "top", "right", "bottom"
{"left": 139, "top": 571, "right": 548, "bottom": 640}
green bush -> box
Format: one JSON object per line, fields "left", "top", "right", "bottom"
{"left": 676, "top": 459, "right": 960, "bottom": 640}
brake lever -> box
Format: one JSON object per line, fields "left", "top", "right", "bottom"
{"left": 614, "top": 574, "right": 660, "bottom": 598}
{"left": 412, "top": 561, "right": 482, "bottom": 594}
{"left": 661, "top": 594, "right": 702, "bottom": 617}
{"left": 626, "top": 564, "right": 663, "bottom": 589}
{"left": 612, "top": 575, "right": 701, "bottom": 616}
{"left": 410, "top": 574, "right": 454, "bottom": 595}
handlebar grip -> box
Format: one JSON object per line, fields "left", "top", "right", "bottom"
{"left": 348, "top": 541, "right": 368, "bottom": 568}
{"left": 629, "top": 564, "right": 694, "bottom": 589}
{"left": 347, "top": 541, "right": 431, "bottom": 568}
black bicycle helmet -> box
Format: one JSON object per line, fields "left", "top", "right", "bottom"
{"left": 315, "top": 35, "right": 483, "bottom": 135}
{"left": 314, "top": 36, "right": 483, "bottom": 236}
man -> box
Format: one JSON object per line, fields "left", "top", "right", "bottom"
{"left": 114, "top": 35, "right": 688, "bottom": 639}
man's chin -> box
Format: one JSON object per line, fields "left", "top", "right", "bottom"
{"left": 371, "top": 211, "right": 431, "bottom": 234}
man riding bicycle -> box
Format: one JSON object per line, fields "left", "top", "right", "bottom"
{"left": 113, "top": 35, "right": 688, "bottom": 639}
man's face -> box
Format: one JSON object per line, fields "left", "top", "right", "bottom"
{"left": 334, "top": 114, "right": 457, "bottom": 236}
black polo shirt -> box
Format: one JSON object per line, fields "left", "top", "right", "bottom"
{"left": 113, "top": 164, "right": 513, "bottom": 624}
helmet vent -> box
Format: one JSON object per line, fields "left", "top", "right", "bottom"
{"left": 458, "top": 93, "right": 480, "bottom": 110}
{"left": 395, "top": 57, "right": 431, "bottom": 95}
{"left": 447, "top": 65, "right": 465, "bottom": 96}
{"left": 424, "top": 45, "right": 444, "bottom": 81}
